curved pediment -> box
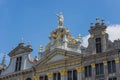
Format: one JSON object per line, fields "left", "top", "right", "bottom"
{"left": 8, "top": 43, "right": 33, "bottom": 57}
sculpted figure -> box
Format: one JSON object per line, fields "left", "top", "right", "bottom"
{"left": 56, "top": 12, "right": 64, "bottom": 27}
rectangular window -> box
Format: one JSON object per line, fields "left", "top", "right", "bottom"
{"left": 40, "top": 76, "right": 44, "bottom": 80}
{"left": 68, "top": 71, "right": 72, "bottom": 80}
{"left": 73, "top": 70, "right": 77, "bottom": 80}
{"left": 109, "top": 77, "right": 117, "bottom": 80}
{"left": 85, "top": 65, "right": 92, "bottom": 77}
{"left": 95, "top": 63, "right": 104, "bottom": 75}
{"left": 67, "top": 70, "right": 77, "bottom": 80}
{"left": 15, "top": 56, "right": 22, "bottom": 71}
{"left": 53, "top": 73, "right": 57, "bottom": 80}
{"left": 58, "top": 73, "right": 61, "bottom": 80}
{"left": 108, "top": 60, "right": 116, "bottom": 73}
{"left": 45, "top": 75, "right": 48, "bottom": 80}
{"left": 96, "top": 38, "right": 102, "bottom": 53}
{"left": 53, "top": 73, "right": 61, "bottom": 80}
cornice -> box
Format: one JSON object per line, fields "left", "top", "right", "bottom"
{"left": 0, "top": 68, "right": 33, "bottom": 79}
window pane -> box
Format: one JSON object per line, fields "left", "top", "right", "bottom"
{"left": 58, "top": 73, "right": 61, "bottom": 80}
{"left": 100, "top": 63, "right": 104, "bottom": 74}
{"left": 112, "top": 61, "right": 116, "bottom": 72}
{"left": 73, "top": 70, "right": 77, "bottom": 80}
{"left": 53, "top": 73, "right": 56, "bottom": 80}
{"left": 89, "top": 66, "right": 92, "bottom": 76}
{"left": 85, "top": 67, "right": 88, "bottom": 77}
{"left": 68, "top": 71, "right": 72, "bottom": 80}
{"left": 45, "top": 75, "right": 48, "bottom": 80}
{"left": 95, "top": 38, "right": 102, "bottom": 53}
{"left": 96, "top": 64, "right": 99, "bottom": 75}
{"left": 40, "top": 76, "right": 43, "bottom": 80}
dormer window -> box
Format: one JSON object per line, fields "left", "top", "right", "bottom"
{"left": 15, "top": 56, "right": 22, "bottom": 71}
{"left": 96, "top": 38, "right": 102, "bottom": 53}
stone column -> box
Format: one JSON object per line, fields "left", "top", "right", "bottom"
{"left": 76, "top": 66, "right": 84, "bottom": 80}
{"left": 103, "top": 60, "right": 108, "bottom": 80}
{"left": 47, "top": 72, "right": 54, "bottom": 80}
{"left": 59, "top": 70, "right": 67, "bottom": 80}
{"left": 115, "top": 58, "right": 120, "bottom": 80}
{"left": 91, "top": 63, "right": 95, "bottom": 80}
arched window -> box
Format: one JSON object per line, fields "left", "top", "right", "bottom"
{"left": 26, "top": 78, "right": 32, "bottom": 80}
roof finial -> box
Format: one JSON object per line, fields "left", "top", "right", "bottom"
{"left": 2, "top": 54, "right": 6, "bottom": 66}
{"left": 96, "top": 17, "right": 99, "bottom": 24}
{"left": 28, "top": 41, "right": 31, "bottom": 45}
{"left": 78, "top": 34, "right": 82, "bottom": 42}
{"left": 90, "top": 22, "right": 94, "bottom": 28}
{"left": 101, "top": 18, "right": 105, "bottom": 25}
{"left": 21, "top": 38, "right": 24, "bottom": 43}
{"left": 56, "top": 12, "right": 64, "bottom": 28}
{"left": 39, "top": 45, "right": 43, "bottom": 52}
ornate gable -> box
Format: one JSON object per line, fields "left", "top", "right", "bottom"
{"left": 35, "top": 48, "right": 81, "bottom": 68}
{"left": 49, "top": 54, "right": 64, "bottom": 62}
{"left": 8, "top": 43, "right": 33, "bottom": 57}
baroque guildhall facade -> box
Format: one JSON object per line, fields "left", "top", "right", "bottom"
{"left": 0, "top": 13, "right": 120, "bottom": 80}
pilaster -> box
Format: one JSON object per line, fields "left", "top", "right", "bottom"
{"left": 103, "top": 60, "right": 108, "bottom": 80}
{"left": 47, "top": 72, "right": 53, "bottom": 80}
{"left": 91, "top": 63, "right": 95, "bottom": 80}
{"left": 76, "top": 66, "right": 84, "bottom": 80}
{"left": 59, "top": 70, "right": 67, "bottom": 80}
{"left": 115, "top": 58, "right": 120, "bottom": 80}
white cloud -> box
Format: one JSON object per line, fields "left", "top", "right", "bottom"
{"left": 106, "top": 25, "right": 120, "bottom": 42}
{"left": 82, "top": 34, "right": 90, "bottom": 47}
{"left": 82, "top": 24, "right": 120, "bottom": 47}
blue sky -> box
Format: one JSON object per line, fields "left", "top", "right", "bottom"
{"left": 0, "top": 0, "right": 120, "bottom": 64}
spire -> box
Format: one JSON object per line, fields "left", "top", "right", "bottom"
{"left": 56, "top": 12, "right": 64, "bottom": 28}
{"left": 95, "top": 17, "right": 99, "bottom": 25}
{"left": 90, "top": 22, "right": 94, "bottom": 28}
{"left": 101, "top": 18, "right": 105, "bottom": 25}
{"left": 28, "top": 41, "right": 31, "bottom": 45}
{"left": 1, "top": 54, "right": 6, "bottom": 66}
{"left": 21, "top": 38, "right": 24, "bottom": 43}
{"left": 39, "top": 45, "right": 43, "bottom": 52}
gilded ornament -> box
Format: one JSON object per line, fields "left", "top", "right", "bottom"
{"left": 91, "top": 63, "right": 95, "bottom": 68}
{"left": 102, "top": 30, "right": 106, "bottom": 35}
{"left": 76, "top": 66, "right": 84, "bottom": 72}
{"left": 47, "top": 72, "right": 53, "bottom": 78}
{"left": 32, "top": 74, "right": 39, "bottom": 80}
{"left": 59, "top": 70, "right": 67, "bottom": 76}
{"left": 90, "top": 34, "right": 94, "bottom": 38}
{"left": 78, "top": 34, "right": 81, "bottom": 40}
{"left": 103, "top": 60, "right": 107, "bottom": 66}
{"left": 115, "top": 58, "right": 119, "bottom": 64}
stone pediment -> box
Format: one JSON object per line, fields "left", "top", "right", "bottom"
{"left": 49, "top": 54, "right": 64, "bottom": 62}
{"left": 35, "top": 48, "right": 81, "bottom": 67}
{"left": 8, "top": 43, "right": 33, "bottom": 57}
